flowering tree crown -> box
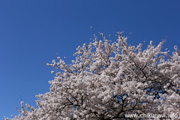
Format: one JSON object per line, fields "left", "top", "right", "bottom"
{"left": 8, "top": 32, "right": 180, "bottom": 120}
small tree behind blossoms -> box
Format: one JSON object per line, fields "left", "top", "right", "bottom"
{"left": 8, "top": 32, "right": 180, "bottom": 120}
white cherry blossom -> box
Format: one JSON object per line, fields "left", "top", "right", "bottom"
{"left": 7, "top": 32, "right": 180, "bottom": 120}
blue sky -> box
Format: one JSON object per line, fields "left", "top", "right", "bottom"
{"left": 0, "top": 0, "right": 180, "bottom": 119}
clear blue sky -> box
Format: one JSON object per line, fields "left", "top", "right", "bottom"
{"left": 0, "top": 0, "right": 180, "bottom": 119}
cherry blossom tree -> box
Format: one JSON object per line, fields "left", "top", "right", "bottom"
{"left": 8, "top": 32, "right": 180, "bottom": 120}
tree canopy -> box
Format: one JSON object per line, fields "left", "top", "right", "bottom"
{"left": 8, "top": 32, "right": 180, "bottom": 120}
